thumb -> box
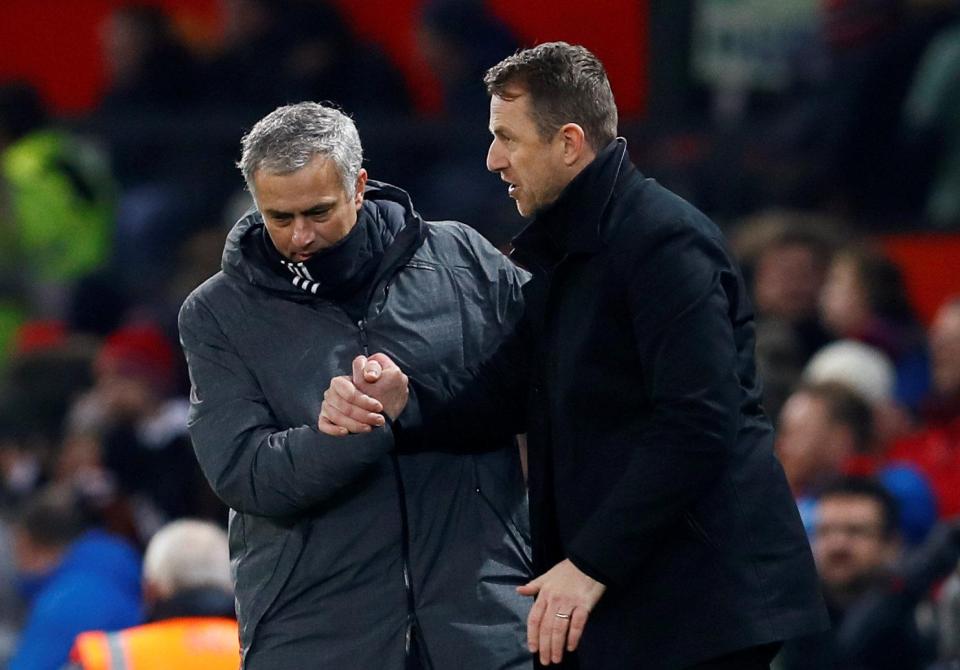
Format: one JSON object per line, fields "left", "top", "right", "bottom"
{"left": 362, "top": 359, "right": 383, "bottom": 383}
{"left": 352, "top": 355, "right": 368, "bottom": 386}
{"left": 367, "top": 352, "right": 399, "bottom": 372}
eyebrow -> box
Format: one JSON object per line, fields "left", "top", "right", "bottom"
{"left": 263, "top": 200, "right": 337, "bottom": 218}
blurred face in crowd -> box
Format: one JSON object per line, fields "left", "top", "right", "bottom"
{"left": 930, "top": 302, "right": 960, "bottom": 398}
{"left": 487, "top": 87, "right": 573, "bottom": 218}
{"left": 253, "top": 155, "right": 367, "bottom": 262}
{"left": 94, "top": 359, "right": 158, "bottom": 421}
{"left": 776, "top": 391, "right": 853, "bottom": 493}
{"left": 754, "top": 243, "right": 826, "bottom": 322}
{"left": 821, "top": 257, "right": 871, "bottom": 337}
{"left": 13, "top": 529, "right": 62, "bottom": 578}
{"left": 813, "top": 494, "right": 898, "bottom": 602}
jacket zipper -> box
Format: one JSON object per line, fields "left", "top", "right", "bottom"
{"left": 357, "top": 317, "right": 428, "bottom": 668}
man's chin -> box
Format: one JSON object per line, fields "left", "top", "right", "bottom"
{"left": 515, "top": 201, "right": 536, "bottom": 219}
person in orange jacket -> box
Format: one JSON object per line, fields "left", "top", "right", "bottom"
{"left": 68, "top": 519, "right": 238, "bottom": 670}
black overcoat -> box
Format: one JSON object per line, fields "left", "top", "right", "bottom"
{"left": 407, "top": 140, "right": 828, "bottom": 669}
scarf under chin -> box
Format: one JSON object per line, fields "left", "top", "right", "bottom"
{"left": 263, "top": 208, "right": 387, "bottom": 300}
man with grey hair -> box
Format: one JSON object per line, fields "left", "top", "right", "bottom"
{"left": 320, "top": 42, "right": 828, "bottom": 668}
{"left": 70, "top": 519, "right": 239, "bottom": 668}
{"left": 178, "top": 102, "right": 532, "bottom": 668}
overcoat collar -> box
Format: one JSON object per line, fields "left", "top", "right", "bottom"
{"left": 511, "top": 137, "right": 632, "bottom": 266}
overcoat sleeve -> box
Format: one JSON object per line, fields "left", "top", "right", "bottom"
{"left": 179, "top": 296, "right": 395, "bottom": 518}
{"left": 566, "top": 223, "right": 741, "bottom": 586}
{"left": 397, "top": 229, "right": 532, "bottom": 451}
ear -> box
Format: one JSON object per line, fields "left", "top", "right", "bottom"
{"left": 559, "top": 123, "right": 588, "bottom": 167}
{"left": 142, "top": 579, "right": 162, "bottom": 609}
{"left": 353, "top": 168, "right": 368, "bottom": 210}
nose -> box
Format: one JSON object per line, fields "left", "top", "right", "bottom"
{"left": 486, "top": 138, "right": 507, "bottom": 173}
{"left": 291, "top": 216, "right": 315, "bottom": 248}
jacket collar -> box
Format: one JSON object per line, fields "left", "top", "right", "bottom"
{"left": 222, "top": 179, "right": 426, "bottom": 301}
{"left": 512, "top": 137, "right": 631, "bottom": 265}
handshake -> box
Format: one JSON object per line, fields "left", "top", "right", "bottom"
{"left": 318, "top": 354, "right": 410, "bottom": 436}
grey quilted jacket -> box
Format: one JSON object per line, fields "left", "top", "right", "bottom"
{"left": 179, "top": 181, "right": 533, "bottom": 669}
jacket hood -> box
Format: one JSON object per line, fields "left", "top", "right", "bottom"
{"left": 221, "top": 180, "right": 424, "bottom": 299}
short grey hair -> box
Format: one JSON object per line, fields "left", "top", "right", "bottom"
{"left": 238, "top": 102, "right": 363, "bottom": 196}
{"left": 143, "top": 519, "right": 233, "bottom": 599}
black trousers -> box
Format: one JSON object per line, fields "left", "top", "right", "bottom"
{"left": 686, "top": 642, "right": 783, "bottom": 669}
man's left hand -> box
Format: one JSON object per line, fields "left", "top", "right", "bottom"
{"left": 517, "top": 559, "right": 606, "bottom": 665}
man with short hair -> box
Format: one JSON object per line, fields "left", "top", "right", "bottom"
{"left": 9, "top": 486, "right": 142, "bottom": 670}
{"left": 70, "top": 519, "right": 239, "bottom": 669}
{"left": 178, "top": 102, "right": 532, "bottom": 668}
{"left": 776, "top": 381, "right": 875, "bottom": 496}
{"left": 780, "top": 477, "right": 960, "bottom": 670}
{"left": 321, "top": 42, "right": 827, "bottom": 668}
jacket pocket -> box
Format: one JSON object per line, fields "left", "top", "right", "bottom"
{"left": 234, "top": 517, "right": 306, "bottom": 655}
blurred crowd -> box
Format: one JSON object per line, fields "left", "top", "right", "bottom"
{"left": 1, "top": 0, "right": 960, "bottom": 668}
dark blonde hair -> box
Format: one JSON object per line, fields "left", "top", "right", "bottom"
{"left": 484, "top": 42, "right": 617, "bottom": 152}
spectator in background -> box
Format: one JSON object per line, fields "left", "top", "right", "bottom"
{"left": 201, "top": 0, "right": 288, "bottom": 114}
{"left": 777, "top": 381, "right": 875, "bottom": 500}
{"left": 780, "top": 476, "right": 960, "bottom": 670}
{"left": 817, "top": 0, "right": 955, "bottom": 223}
{"left": 889, "top": 298, "right": 960, "bottom": 517}
{"left": 0, "top": 82, "right": 114, "bottom": 341}
{"left": 418, "top": 0, "right": 518, "bottom": 119}
{"left": 904, "top": 12, "right": 960, "bottom": 229}
{"left": 277, "top": 0, "right": 410, "bottom": 121}
{"left": 8, "top": 485, "right": 141, "bottom": 670}
{"left": 99, "top": 5, "right": 201, "bottom": 115}
{"left": 937, "top": 568, "right": 960, "bottom": 664}
{"left": 732, "top": 210, "right": 839, "bottom": 419}
{"left": 923, "top": 296, "right": 960, "bottom": 423}
{"left": 202, "top": 0, "right": 409, "bottom": 119}
{"left": 820, "top": 246, "right": 930, "bottom": 410}
{"left": 64, "top": 322, "right": 223, "bottom": 544}
{"left": 0, "top": 331, "right": 97, "bottom": 508}
{"left": 777, "top": 378, "right": 938, "bottom": 545}
{"left": 411, "top": 0, "right": 523, "bottom": 246}
{"left": 70, "top": 519, "right": 238, "bottom": 670}
{"left": 802, "top": 338, "right": 915, "bottom": 447}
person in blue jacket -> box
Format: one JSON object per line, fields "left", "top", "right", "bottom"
{"left": 9, "top": 485, "right": 142, "bottom": 670}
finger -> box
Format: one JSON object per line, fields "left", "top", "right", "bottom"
{"left": 351, "top": 355, "right": 368, "bottom": 386}
{"left": 517, "top": 581, "right": 541, "bottom": 596}
{"left": 362, "top": 359, "right": 383, "bottom": 383}
{"left": 550, "top": 606, "right": 571, "bottom": 664}
{"left": 330, "top": 377, "right": 383, "bottom": 413}
{"left": 325, "top": 388, "right": 385, "bottom": 427}
{"left": 317, "top": 415, "right": 348, "bottom": 436}
{"left": 319, "top": 402, "right": 373, "bottom": 434}
{"left": 320, "top": 394, "right": 384, "bottom": 427}
{"left": 567, "top": 607, "right": 589, "bottom": 652}
{"left": 539, "top": 600, "right": 553, "bottom": 665}
{"left": 526, "top": 594, "right": 545, "bottom": 653}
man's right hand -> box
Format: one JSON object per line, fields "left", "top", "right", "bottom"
{"left": 318, "top": 354, "right": 409, "bottom": 435}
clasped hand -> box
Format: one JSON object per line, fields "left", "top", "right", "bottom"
{"left": 318, "top": 354, "right": 409, "bottom": 435}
